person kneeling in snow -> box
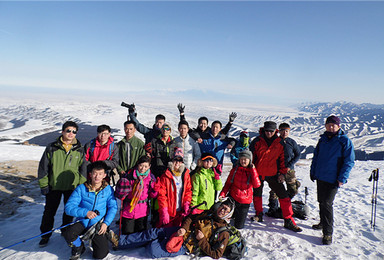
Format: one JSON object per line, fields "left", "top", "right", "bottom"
{"left": 117, "top": 198, "right": 235, "bottom": 259}
{"left": 64, "top": 161, "right": 118, "bottom": 259}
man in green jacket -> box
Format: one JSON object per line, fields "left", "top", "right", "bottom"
{"left": 38, "top": 121, "right": 87, "bottom": 247}
{"left": 117, "top": 120, "right": 146, "bottom": 174}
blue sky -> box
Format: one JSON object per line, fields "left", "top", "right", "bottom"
{"left": 0, "top": 1, "right": 383, "bottom": 106}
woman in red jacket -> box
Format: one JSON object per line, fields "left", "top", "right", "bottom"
{"left": 219, "top": 150, "right": 261, "bottom": 229}
{"left": 157, "top": 148, "right": 192, "bottom": 227}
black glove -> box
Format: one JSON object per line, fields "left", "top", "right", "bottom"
{"left": 229, "top": 112, "right": 237, "bottom": 123}
{"left": 41, "top": 186, "right": 50, "bottom": 196}
{"left": 177, "top": 103, "right": 185, "bottom": 114}
{"left": 128, "top": 103, "right": 136, "bottom": 114}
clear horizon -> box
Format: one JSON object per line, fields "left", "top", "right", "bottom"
{"left": 1, "top": 1, "right": 383, "bottom": 106}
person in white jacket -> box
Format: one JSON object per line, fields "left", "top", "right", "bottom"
{"left": 174, "top": 120, "right": 201, "bottom": 171}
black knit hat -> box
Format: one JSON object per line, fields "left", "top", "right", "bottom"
{"left": 325, "top": 115, "right": 341, "bottom": 126}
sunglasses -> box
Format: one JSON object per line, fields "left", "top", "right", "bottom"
{"left": 265, "top": 130, "right": 275, "bottom": 133}
{"left": 162, "top": 127, "right": 171, "bottom": 131}
{"left": 203, "top": 158, "right": 213, "bottom": 162}
{"left": 65, "top": 129, "right": 77, "bottom": 134}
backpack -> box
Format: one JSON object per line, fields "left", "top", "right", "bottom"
{"left": 211, "top": 225, "right": 247, "bottom": 260}
{"left": 291, "top": 200, "right": 309, "bottom": 220}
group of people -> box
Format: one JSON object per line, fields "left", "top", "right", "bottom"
{"left": 37, "top": 103, "right": 355, "bottom": 259}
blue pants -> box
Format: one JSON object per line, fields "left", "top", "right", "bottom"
{"left": 119, "top": 226, "right": 186, "bottom": 258}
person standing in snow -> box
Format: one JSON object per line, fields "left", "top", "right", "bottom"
{"left": 114, "top": 155, "right": 159, "bottom": 235}
{"left": 250, "top": 121, "right": 302, "bottom": 232}
{"left": 219, "top": 150, "right": 261, "bottom": 229}
{"left": 126, "top": 103, "right": 166, "bottom": 144}
{"left": 177, "top": 103, "right": 237, "bottom": 143}
{"left": 266, "top": 123, "right": 301, "bottom": 217}
{"left": 157, "top": 148, "right": 192, "bottom": 228}
{"left": 230, "top": 130, "right": 250, "bottom": 166}
{"left": 117, "top": 120, "right": 146, "bottom": 175}
{"left": 310, "top": 115, "right": 355, "bottom": 245}
{"left": 174, "top": 120, "right": 201, "bottom": 171}
{"left": 37, "top": 121, "right": 87, "bottom": 247}
{"left": 64, "top": 161, "right": 118, "bottom": 259}
{"left": 84, "top": 124, "right": 119, "bottom": 183}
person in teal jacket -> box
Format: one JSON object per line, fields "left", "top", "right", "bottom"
{"left": 38, "top": 121, "right": 87, "bottom": 248}
{"left": 191, "top": 153, "right": 223, "bottom": 214}
{"left": 310, "top": 115, "right": 355, "bottom": 245}
{"left": 64, "top": 161, "right": 118, "bottom": 259}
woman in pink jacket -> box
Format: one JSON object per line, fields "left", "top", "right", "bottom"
{"left": 219, "top": 150, "right": 261, "bottom": 229}
{"left": 115, "top": 156, "right": 160, "bottom": 235}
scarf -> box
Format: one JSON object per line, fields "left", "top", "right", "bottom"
{"left": 129, "top": 168, "right": 150, "bottom": 213}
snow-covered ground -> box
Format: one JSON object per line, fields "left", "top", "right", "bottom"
{"left": 0, "top": 144, "right": 383, "bottom": 260}
{"left": 0, "top": 99, "right": 383, "bottom": 259}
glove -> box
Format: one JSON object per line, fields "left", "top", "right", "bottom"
{"left": 127, "top": 103, "right": 136, "bottom": 113}
{"left": 41, "top": 186, "right": 50, "bottom": 196}
{"left": 277, "top": 174, "right": 285, "bottom": 183}
{"left": 229, "top": 112, "right": 237, "bottom": 123}
{"left": 215, "top": 164, "right": 223, "bottom": 174}
{"left": 144, "top": 143, "right": 152, "bottom": 155}
{"left": 153, "top": 177, "right": 161, "bottom": 192}
{"left": 214, "top": 171, "right": 220, "bottom": 180}
{"left": 182, "top": 202, "right": 190, "bottom": 216}
{"left": 177, "top": 103, "right": 185, "bottom": 114}
{"left": 159, "top": 207, "right": 170, "bottom": 226}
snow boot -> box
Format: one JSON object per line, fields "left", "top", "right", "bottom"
{"left": 284, "top": 218, "right": 302, "bottom": 232}
{"left": 39, "top": 237, "right": 49, "bottom": 248}
{"left": 322, "top": 235, "right": 332, "bottom": 245}
{"left": 70, "top": 241, "right": 85, "bottom": 260}
{"left": 312, "top": 223, "right": 323, "bottom": 230}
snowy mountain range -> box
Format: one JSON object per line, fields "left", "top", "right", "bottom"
{"left": 0, "top": 99, "right": 383, "bottom": 160}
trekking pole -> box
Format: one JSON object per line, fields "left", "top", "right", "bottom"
{"left": 0, "top": 220, "right": 80, "bottom": 252}
{"left": 368, "top": 168, "right": 379, "bottom": 231}
{"left": 119, "top": 198, "right": 125, "bottom": 237}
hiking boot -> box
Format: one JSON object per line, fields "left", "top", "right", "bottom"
{"left": 284, "top": 218, "right": 302, "bottom": 232}
{"left": 266, "top": 208, "right": 283, "bottom": 219}
{"left": 106, "top": 229, "right": 119, "bottom": 250}
{"left": 39, "top": 237, "right": 49, "bottom": 248}
{"left": 312, "top": 223, "right": 323, "bottom": 230}
{"left": 322, "top": 235, "right": 332, "bottom": 245}
{"left": 250, "top": 213, "right": 263, "bottom": 222}
{"left": 70, "top": 242, "right": 85, "bottom": 260}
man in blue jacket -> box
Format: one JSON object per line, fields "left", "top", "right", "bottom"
{"left": 64, "top": 161, "right": 118, "bottom": 259}
{"left": 310, "top": 115, "right": 355, "bottom": 245}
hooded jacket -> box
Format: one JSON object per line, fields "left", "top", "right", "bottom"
{"left": 199, "top": 133, "right": 236, "bottom": 165}
{"left": 64, "top": 180, "right": 118, "bottom": 228}
{"left": 150, "top": 135, "right": 177, "bottom": 178}
{"left": 220, "top": 165, "right": 261, "bottom": 204}
{"left": 117, "top": 135, "right": 146, "bottom": 173}
{"left": 38, "top": 137, "right": 86, "bottom": 191}
{"left": 310, "top": 129, "right": 355, "bottom": 185}
{"left": 191, "top": 168, "right": 222, "bottom": 210}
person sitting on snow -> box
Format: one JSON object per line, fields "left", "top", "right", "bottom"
{"left": 117, "top": 198, "right": 235, "bottom": 259}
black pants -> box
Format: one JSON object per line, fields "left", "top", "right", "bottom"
{"left": 317, "top": 180, "right": 338, "bottom": 236}
{"left": 231, "top": 198, "right": 250, "bottom": 229}
{"left": 121, "top": 216, "right": 148, "bottom": 235}
{"left": 64, "top": 222, "right": 109, "bottom": 259}
{"left": 40, "top": 190, "right": 73, "bottom": 238}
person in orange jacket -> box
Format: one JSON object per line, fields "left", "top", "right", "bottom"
{"left": 157, "top": 148, "right": 192, "bottom": 227}
{"left": 250, "top": 121, "right": 302, "bottom": 232}
{"left": 219, "top": 149, "right": 261, "bottom": 229}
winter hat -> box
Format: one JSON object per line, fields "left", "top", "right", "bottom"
{"left": 173, "top": 147, "right": 184, "bottom": 160}
{"left": 219, "top": 197, "right": 235, "bottom": 223}
{"left": 325, "top": 115, "right": 341, "bottom": 126}
{"left": 239, "top": 149, "right": 252, "bottom": 162}
{"left": 263, "top": 121, "right": 277, "bottom": 131}
{"left": 198, "top": 152, "right": 218, "bottom": 168}
{"left": 279, "top": 123, "right": 290, "bottom": 130}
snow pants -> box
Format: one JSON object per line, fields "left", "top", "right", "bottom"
{"left": 317, "top": 180, "right": 338, "bottom": 236}
{"left": 253, "top": 175, "right": 294, "bottom": 219}
{"left": 118, "top": 226, "right": 186, "bottom": 258}
{"left": 231, "top": 197, "right": 250, "bottom": 229}
{"left": 40, "top": 190, "right": 73, "bottom": 238}
{"left": 64, "top": 222, "right": 109, "bottom": 259}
